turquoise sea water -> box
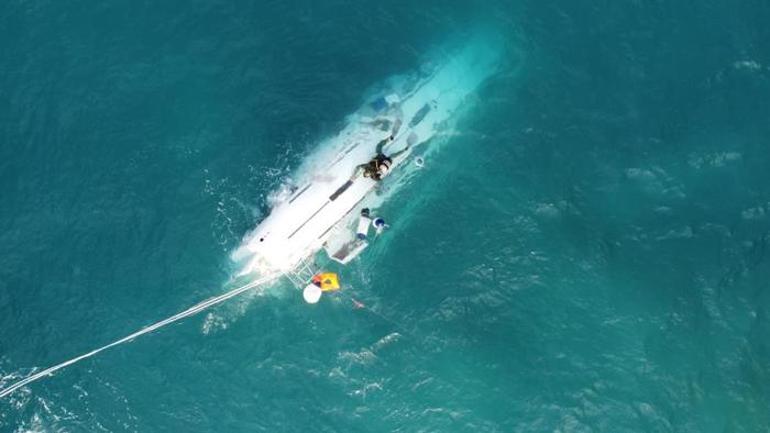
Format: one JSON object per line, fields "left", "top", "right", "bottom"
{"left": 2, "top": 1, "right": 770, "bottom": 431}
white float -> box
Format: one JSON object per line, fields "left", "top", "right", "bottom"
{"left": 302, "top": 284, "right": 323, "bottom": 304}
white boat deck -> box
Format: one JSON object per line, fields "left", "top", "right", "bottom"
{"left": 234, "top": 38, "right": 501, "bottom": 276}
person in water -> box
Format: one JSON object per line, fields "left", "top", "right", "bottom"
{"left": 352, "top": 135, "right": 410, "bottom": 181}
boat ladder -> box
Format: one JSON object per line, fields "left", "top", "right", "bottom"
{"left": 285, "top": 256, "right": 318, "bottom": 288}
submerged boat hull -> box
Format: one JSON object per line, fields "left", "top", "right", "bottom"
{"left": 235, "top": 38, "right": 501, "bottom": 275}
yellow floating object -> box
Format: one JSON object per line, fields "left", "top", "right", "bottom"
{"left": 312, "top": 272, "right": 340, "bottom": 292}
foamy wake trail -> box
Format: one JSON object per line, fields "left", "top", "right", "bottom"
{"left": 0, "top": 272, "right": 280, "bottom": 399}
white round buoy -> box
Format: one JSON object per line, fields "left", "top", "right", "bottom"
{"left": 303, "top": 284, "right": 322, "bottom": 304}
{"left": 414, "top": 157, "right": 424, "bottom": 168}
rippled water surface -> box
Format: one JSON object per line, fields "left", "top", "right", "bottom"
{"left": 1, "top": 1, "right": 769, "bottom": 431}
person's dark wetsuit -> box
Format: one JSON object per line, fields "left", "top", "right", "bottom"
{"left": 353, "top": 135, "right": 410, "bottom": 181}
{"left": 362, "top": 154, "right": 392, "bottom": 181}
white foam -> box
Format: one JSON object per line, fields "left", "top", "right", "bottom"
{"left": 733, "top": 60, "right": 762, "bottom": 71}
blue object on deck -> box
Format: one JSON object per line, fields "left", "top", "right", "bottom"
{"left": 370, "top": 97, "right": 388, "bottom": 112}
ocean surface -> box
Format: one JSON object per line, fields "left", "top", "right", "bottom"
{"left": 2, "top": 1, "right": 770, "bottom": 432}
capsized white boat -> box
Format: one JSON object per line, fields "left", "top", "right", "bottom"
{"left": 233, "top": 37, "right": 501, "bottom": 278}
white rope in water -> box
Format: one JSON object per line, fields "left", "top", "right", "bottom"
{"left": 0, "top": 272, "right": 281, "bottom": 399}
